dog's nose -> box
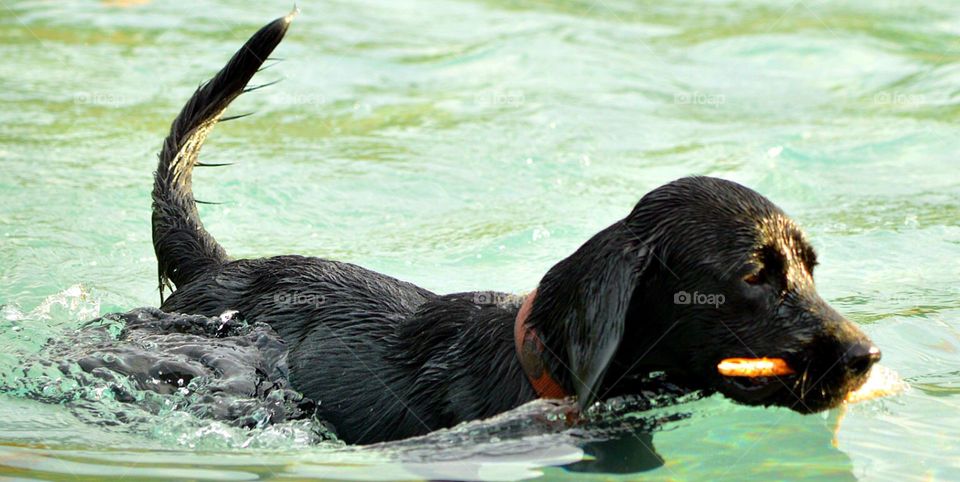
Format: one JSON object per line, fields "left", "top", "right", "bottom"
{"left": 842, "top": 342, "right": 881, "bottom": 376}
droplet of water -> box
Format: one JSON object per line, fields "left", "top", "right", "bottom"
{"left": 532, "top": 227, "right": 550, "bottom": 241}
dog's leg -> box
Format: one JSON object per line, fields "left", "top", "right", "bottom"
{"left": 151, "top": 10, "right": 296, "bottom": 301}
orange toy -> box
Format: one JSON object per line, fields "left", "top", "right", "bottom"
{"left": 717, "top": 357, "right": 796, "bottom": 377}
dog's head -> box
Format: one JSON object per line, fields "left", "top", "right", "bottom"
{"left": 530, "top": 176, "right": 879, "bottom": 413}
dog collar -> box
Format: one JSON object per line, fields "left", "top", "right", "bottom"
{"left": 514, "top": 288, "right": 570, "bottom": 399}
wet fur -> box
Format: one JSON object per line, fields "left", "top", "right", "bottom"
{"left": 151, "top": 14, "right": 878, "bottom": 444}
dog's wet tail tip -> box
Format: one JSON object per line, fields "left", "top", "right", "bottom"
{"left": 284, "top": 5, "right": 300, "bottom": 25}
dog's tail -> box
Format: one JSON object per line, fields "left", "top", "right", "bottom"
{"left": 152, "top": 11, "right": 296, "bottom": 301}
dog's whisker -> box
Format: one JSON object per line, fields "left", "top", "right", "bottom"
{"left": 800, "top": 366, "right": 811, "bottom": 404}
{"left": 799, "top": 361, "right": 810, "bottom": 398}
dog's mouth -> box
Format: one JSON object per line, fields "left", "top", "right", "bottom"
{"left": 718, "top": 367, "right": 797, "bottom": 403}
{"left": 713, "top": 354, "right": 872, "bottom": 412}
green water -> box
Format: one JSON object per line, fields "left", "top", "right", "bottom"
{"left": 1, "top": 0, "right": 958, "bottom": 480}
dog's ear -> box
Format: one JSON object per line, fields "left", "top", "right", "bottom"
{"left": 532, "top": 226, "right": 651, "bottom": 410}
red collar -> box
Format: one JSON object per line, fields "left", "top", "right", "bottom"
{"left": 514, "top": 288, "right": 570, "bottom": 399}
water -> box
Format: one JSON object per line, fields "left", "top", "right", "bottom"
{"left": 0, "top": 0, "right": 958, "bottom": 479}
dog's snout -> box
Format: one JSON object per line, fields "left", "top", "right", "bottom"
{"left": 815, "top": 301, "right": 881, "bottom": 378}
{"left": 842, "top": 342, "right": 881, "bottom": 377}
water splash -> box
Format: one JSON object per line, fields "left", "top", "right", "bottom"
{"left": 1, "top": 307, "right": 338, "bottom": 450}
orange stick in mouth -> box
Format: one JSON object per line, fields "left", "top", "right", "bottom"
{"left": 717, "top": 357, "right": 796, "bottom": 377}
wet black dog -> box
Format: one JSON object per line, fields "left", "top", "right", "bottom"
{"left": 151, "top": 14, "right": 880, "bottom": 444}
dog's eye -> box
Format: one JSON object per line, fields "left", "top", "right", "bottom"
{"left": 743, "top": 272, "right": 763, "bottom": 285}
{"left": 743, "top": 245, "right": 786, "bottom": 288}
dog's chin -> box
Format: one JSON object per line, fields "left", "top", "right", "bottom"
{"left": 715, "top": 367, "right": 871, "bottom": 414}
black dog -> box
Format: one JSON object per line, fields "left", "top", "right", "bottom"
{"left": 151, "top": 13, "right": 880, "bottom": 444}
